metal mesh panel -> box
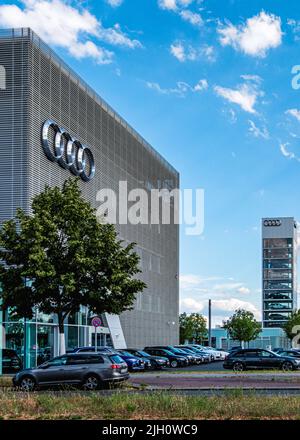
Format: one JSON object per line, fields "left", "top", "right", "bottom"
{"left": 0, "top": 28, "right": 179, "bottom": 348}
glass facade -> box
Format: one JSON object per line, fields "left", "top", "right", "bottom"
{"left": 0, "top": 309, "right": 111, "bottom": 374}
{"left": 262, "top": 219, "right": 297, "bottom": 328}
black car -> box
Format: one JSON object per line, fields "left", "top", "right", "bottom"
{"left": 145, "top": 346, "right": 192, "bottom": 365}
{"left": 173, "top": 346, "right": 204, "bottom": 364}
{"left": 0, "top": 349, "right": 22, "bottom": 374}
{"left": 277, "top": 349, "right": 300, "bottom": 359}
{"left": 223, "top": 348, "right": 300, "bottom": 372}
{"left": 125, "top": 349, "right": 170, "bottom": 369}
{"left": 144, "top": 348, "right": 188, "bottom": 368}
{"left": 13, "top": 353, "right": 129, "bottom": 391}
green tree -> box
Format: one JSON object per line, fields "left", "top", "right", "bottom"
{"left": 223, "top": 309, "right": 261, "bottom": 346}
{"left": 283, "top": 310, "right": 300, "bottom": 345}
{"left": 179, "top": 312, "right": 207, "bottom": 343}
{"left": 0, "top": 178, "right": 146, "bottom": 354}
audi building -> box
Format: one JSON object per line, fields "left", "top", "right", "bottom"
{"left": 0, "top": 28, "right": 179, "bottom": 371}
{"left": 262, "top": 217, "right": 298, "bottom": 328}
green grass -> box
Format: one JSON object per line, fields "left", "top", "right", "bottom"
{"left": 0, "top": 390, "right": 300, "bottom": 419}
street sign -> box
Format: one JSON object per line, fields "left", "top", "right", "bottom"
{"left": 91, "top": 316, "right": 102, "bottom": 328}
{"left": 91, "top": 316, "right": 102, "bottom": 353}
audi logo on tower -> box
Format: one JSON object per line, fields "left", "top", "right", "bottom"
{"left": 41, "top": 119, "right": 95, "bottom": 182}
{"left": 263, "top": 219, "right": 282, "bottom": 227}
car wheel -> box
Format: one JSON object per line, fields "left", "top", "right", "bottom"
{"left": 20, "top": 376, "right": 36, "bottom": 392}
{"left": 282, "top": 361, "right": 293, "bottom": 372}
{"left": 233, "top": 362, "right": 244, "bottom": 372}
{"left": 83, "top": 375, "right": 100, "bottom": 391}
{"left": 170, "top": 360, "right": 178, "bottom": 368}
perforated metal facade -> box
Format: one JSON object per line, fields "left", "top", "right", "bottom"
{"left": 0, "top": 28, "right": 179, "bottom": 348}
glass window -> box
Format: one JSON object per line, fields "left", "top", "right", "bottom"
{"left": 259, "top": 351, "right": 274, "bottom": 358}
{"left": 109, "top": 355, "right": 125, "bottom": 364}
{"left": 264, "top": 281, "right": 292, "bottom": 290}
{"left": 47, "top": 356, "right": 67, "bottom": 366}
{"left": 263, "top": 238, "right": 292, "bottom": 249}
{"left": 264, "top": 269, "right": 292, "bottom": 280}
{"left": 264, "top": 249, "right": 292, "bottom": 259}
{"left": 264, "top": 302, "right": 292, "bottom": 310}
{"left": 264, "top": 259, "right": 292, "bottom": 269}
{"left": 244, "top": 351, "right": 258, "bottom": 358}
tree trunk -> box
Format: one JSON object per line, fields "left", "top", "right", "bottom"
{"left": 58, "top": 316, "right": 66, "bottom": 355}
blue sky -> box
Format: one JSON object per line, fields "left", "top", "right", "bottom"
{"left": 1, "top": 0, "right": 300, "bottom": 325}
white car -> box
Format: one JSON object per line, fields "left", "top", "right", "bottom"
{"left": 192, "top": 345, "right": 229, "bottom": 361}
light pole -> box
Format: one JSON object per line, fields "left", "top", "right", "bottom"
{"left": 208, "top": 299, "right": 212, "bottom": 347}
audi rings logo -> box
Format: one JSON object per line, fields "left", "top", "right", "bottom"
{"left": 263, "top": 219, "right": 282, "bottom": 227}
{"left": 42, "top": 120, "right": 95, "bottom": 182}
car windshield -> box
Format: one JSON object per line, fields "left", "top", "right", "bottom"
{"left": 119, "top": 351, "right": 135, "bottom": 357}
{"left": 162, "top": 349, "right": 174, "bottom": 356}
{"left": 138, "top": 351, "right": 150, "bottom": 357}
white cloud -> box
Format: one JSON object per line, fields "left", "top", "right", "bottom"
{"left": 248, "top": 120, "right": 269, "bottom": 139}
{"left": 106, "top": 0, "right": 123, "bottom": 6}
{"left": 218, "top": 11, "right": 282, "bottom": 57}
{"left": 170, "top": 42, "right": 216, "bottom": 63}
{"left": 212, "top": 299, "right": 260, "bottom": 319}
{"left": 170, "top": 42, "right": 197, "bottom": 62}
{"left": 179, "top": 9, "right": 203, "bottom": 27}
{"left": 201, "top": 45, "right": 216, "bottom": 62}
{"left": 213, "top": 282, "right": 250, "bottom": 294}
{"left": 286, "top": 108, "right": 300, "bottom": 122}
{"left": 241, "top": 74, "right": 262, "bottom": 83}
{"left": 180, "top": 297, "right": 260, "bottom": 321}
{"left": 0, "top": 0, "right": 141, "bottom": 63}
{"left": 146, "top": 79, "right": 208, "bottom": 97}
{"left": 194, "top": 79, "right": 208, "bottom": 91}
{"left": 287, "top": 18, "right": 300, "bottom": 41}
{"left": 180, "top": 297, "right": 205, "bottom": 313}
{"left": 158, "top": 0, "right": 203, "bottom": 26}
{"left": 214, "top": 83, "right": 261, "bottom": 113}
{"left": 158, "top": 0, "right": 177, "bottom": 10}
{"left": 279, "top": 142, "right": 297, "bottom": 160}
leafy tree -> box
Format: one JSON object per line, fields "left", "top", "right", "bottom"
{"left": 0, "top": 178, "right": 146, "bottom": 354}
{"left": 179, "top": 312, "right": 207, "bottom": 343}
{"left": 223, "top": 309, "right": 261, "bottom": 346}
{"left": 283, "top": 310, "right": 300, "bottom": 346}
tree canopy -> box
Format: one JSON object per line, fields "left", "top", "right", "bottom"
{"left": 283, "top": 310, "right": 300, "bottom": 345}
{"left": 223, "top": 309, "right": 261, "bottom": 345}
{"left": 0, "top": 178, "right": 146, "bottom": 353}
{"left": 179, "top": 312, "right": 207, "bottom": 344}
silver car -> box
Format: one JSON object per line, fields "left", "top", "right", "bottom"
{"left": 13, "top": 353, "right": 129, "bottom": 391}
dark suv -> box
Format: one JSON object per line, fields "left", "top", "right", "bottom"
{"left": 0, "top": 349, "right": 22, "bottom": 374}
{"left": 13, "top": 353, "right": 129, "bottom": 391}
{"left": 223, "top": 348, "right": 300, "bottom": 372}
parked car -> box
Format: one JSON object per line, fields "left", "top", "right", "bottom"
{"left": 13, "top": 352, "right": 129, "bottom": 391}
{"left": 191, "top": 345, "right": 228, "bottom": 361}
{"left": 173, "top": 346, "right": 204, "bottom": 364}
{"left": 0, "top": 349, "right": 22, "bottom": 374}
{"left": 144, "top": 346, "right": 193, "bottom": 365}
{"left": 268, "top": 313, "right": 288, "bottom": 320}
{"left": 144, "top": 347, "right": 188, "bottom": 368}
{"left": 185, "top": 346, "right": 212, "bottom": 363}
{"left": 278, "top": 350, "right": 300, "bottom": 359}
{"left": 223, "top": 348, "right": 300, "bottom": 372}
{"left": 268, "top": 293, "right": 290, "bottom": 300}
{"left": 70, "top": 346, "right": 115, "bottom": 354}
{"left": 114, "top": 350, "right": 146, "bottom": 371}
{"left": 125, "top": 349, "right": 170, "bottom": 369}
